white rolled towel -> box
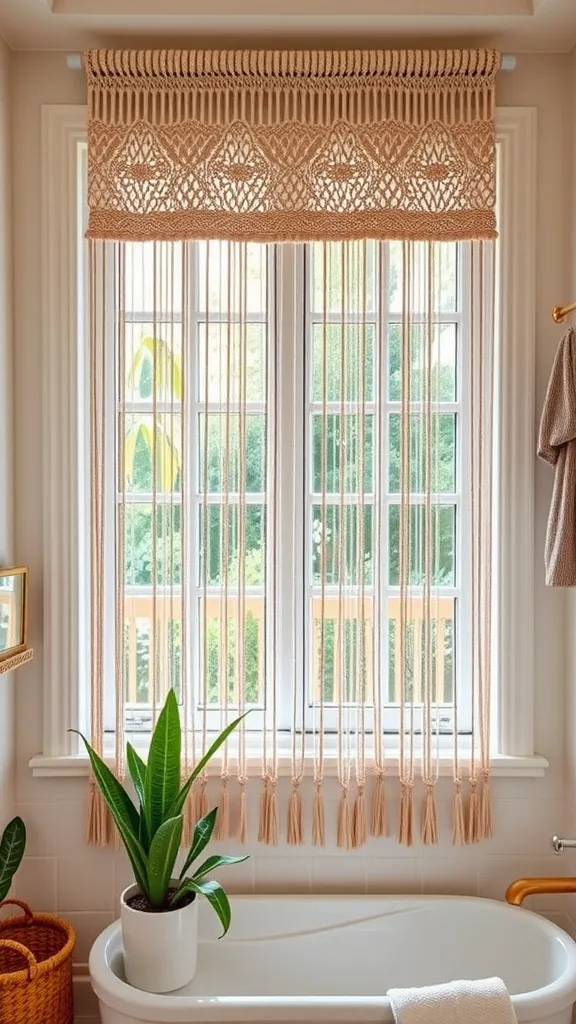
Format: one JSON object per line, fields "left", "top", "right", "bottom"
{"left": 387, "top": 977, "right": 517, "bottom": 1024}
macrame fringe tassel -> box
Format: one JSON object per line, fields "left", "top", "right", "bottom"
{"left": 370, "top": 775, "right": 387, "bottom": 837}
{"left": 452, "top": 783, "right": 466, "bottom": 845}
{"left": 258, "top": 780, "right": 279, "bottom": 845}
{"left": 312, "top": 783, "right": 325, "bottom": 847}
{"left": 287, "top": 785, "right": 304, "bottom": 845}
{"left": 421, "top": 784, "right": 438, "bottom": 845}
{"left": 337, "top": 788, "right": 351, "bottom": 850}
{"left": 198, "top": 781, "right": 209, "bottom": 822}
{"left": 479, "top": 773, "right": 493, "bottom": 840}
{"left": 267, "top": 782, "right": 279, "bottom": 845}
{"left": 86, "top": 780, "right": 110, "bottom": 847}
{"left": 258, "top": 780, "right": 268, "bottom": 843}
{"left": 398, "top": 782, "right": 414, "bottom": 847}
{"left": 215, "top": 781, "right": 230, "bottom": 841}
{"left": 352, "top": 788, "right": 367, "bottom": 848}
{"left": 237, "top": 784, "right": 248, "bottom": 845}
{"left": 467, "top": 781, "right": 479, "bottom": 844}
{"left": 182, "top": 786, "right": 196, "bottom": 845}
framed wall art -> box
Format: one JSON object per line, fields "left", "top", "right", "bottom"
{"left": 0, "top": 566, "right": 32, "bottom": 674}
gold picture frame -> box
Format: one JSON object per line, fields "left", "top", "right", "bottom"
{"left": 0, "top": 566, "right": 31, "bottom": 672}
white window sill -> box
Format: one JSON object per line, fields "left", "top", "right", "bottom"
{"left": 29, "top": 752, "right": 549, "bottom": 779}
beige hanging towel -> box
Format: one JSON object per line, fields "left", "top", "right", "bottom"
{"left": 538, "top": 327, "right": 576, "bottom": 585}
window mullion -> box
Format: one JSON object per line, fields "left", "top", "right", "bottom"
{"left": 273, "top": 244, "right": 303, "bottom": 733}
{"left": 378, "top": 242, "right": 391, "bottom": 712}
{"left": 186, "top": 242, "right": 200, "bottom": 740}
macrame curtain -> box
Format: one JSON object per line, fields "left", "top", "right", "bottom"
{"left": 85, "top": 48, "right": 498, "bottom": 849}
{"left": 84, "top": 49, "right": 499, "bottom": 243}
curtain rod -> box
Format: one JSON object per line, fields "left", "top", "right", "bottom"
{"left": 65, "top": 52, "right": 517, "bottom": 72}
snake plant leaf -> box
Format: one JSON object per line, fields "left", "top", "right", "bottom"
{"left": 147, "top": 815, "right": 183, "bottom": 908}
{"left": 126, "top": 743, "right": 147, "bottom": 809}
{"left": 178, "top": 807, "right": 217, "bottom": 880}
{"left": 144, "top": 689, "right": 181, "bottom": 842}
{"left": 0, "top": 817, "right": 26, "bottom": 903}
{"left": 171, "top": 878, "right": 231, "bottom": 937}
{"left": 72, "top": 731, "right": 148, "bottom": 895}
{"left": 170, "top": 713, "right": 249, "bottom": 819}
{"left": 191, "top": 854, "right": 249, "bottom": 883}
{"left": 127, "top": 744, "right": 149, "bottom": 852}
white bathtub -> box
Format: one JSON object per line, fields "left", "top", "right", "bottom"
{"left": 89, "top": 895, "right": 576, "bottom": 1024}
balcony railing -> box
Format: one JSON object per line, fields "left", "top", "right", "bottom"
{"left": 122, "top": 593, "right": 454, "bottom": 708}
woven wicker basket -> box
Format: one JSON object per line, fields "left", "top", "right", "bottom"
{"left": 0, "top": 899, "right": 75, "bottom": 1024}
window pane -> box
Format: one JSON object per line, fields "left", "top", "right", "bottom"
{"left": 125, "top": 242, "right": 184, "bottom": 315}
{"left": 311, "top": 595, "right": 374, "bottom": 704}
{"left": 199, "top": 413, "right": 266, "bottom": 494}
{"left": 199, "top": 504, "right": 266, "bottom": 586}
{"left": 311, "top": 504, "right": 373, "bottom": 586}
{"left": 200, "top": 597, "right": 265, "bottom": 707}
{"left": 197, "top": 241, "right": 268, "bottom": 316}
{"left": 388, "top": 324, "right": 457, "bottom": 403}
{"left": 388, "top": 504, "right": 456, "bottom": 587}
{"left": 388, "top": 413, "right": 456, "bottom": 493}
{"left": 312, "top": 413, "right": 374, "bottom": 494}
{"left": 197, "top": 323, "right": 266, "bottom": 404}
{"left": 310, "top": 241, "right": 377, "bottom": 315}
{"left": 124, "top": 503, "right": 182, "bottom": 587}
{"left": 123, "top": 596, "right": 183, "bottom": 706}
{"left": 387, "top": 597, "right": 455, "bottom": 703}
{"left": 389, "top": 241, "right": 457, "bottom": 314}
{"left": 437, "top": 244, "right": 458, "bottom": 312}
{"left": 124, "top": 324, "right": 183, "bottom": 405}
{"left": 312, "top": 324, "right": 375, "bottom": 403}
{"left": 125, "top": 412, "right": 182, "bottom": 494}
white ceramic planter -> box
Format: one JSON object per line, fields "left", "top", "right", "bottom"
{"left": 120, "top": 882, "right": 198, "bottom": 993}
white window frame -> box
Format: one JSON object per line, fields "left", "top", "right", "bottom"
{"left": 31, "top": 103, "right": 546, "bottom": 778}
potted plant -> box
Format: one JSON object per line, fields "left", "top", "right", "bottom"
{"left": 0, "top": 816, "right": 26, "bottom": 902}
{"left": 75, "top": 691, "right": 248, "bottom": 994}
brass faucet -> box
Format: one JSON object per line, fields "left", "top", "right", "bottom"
{"left": 505, "top": 877, "right": 576, "bottom": 906}
{"left": 505, "top": 836, "right": 576, "bottom": 906}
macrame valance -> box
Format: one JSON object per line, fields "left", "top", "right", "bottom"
{"left": 84, "top": 48, "right": 500, "bottom": 243}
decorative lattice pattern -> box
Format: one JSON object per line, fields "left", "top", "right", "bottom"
{"left": 84, "top": 48, "right": 500, "bottom": 242}
{"left": 87, "top": 119, "right": 496, "bottom": 241}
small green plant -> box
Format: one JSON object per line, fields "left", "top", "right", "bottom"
{"left": 0, "top": 816, "right": 26, "bottom": 902}
{"left": 74, "top": 690, "right": 248, "bottom": 935}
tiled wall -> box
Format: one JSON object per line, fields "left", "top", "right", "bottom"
{"left": 8, "top": 49, "right": 576, "bottom": 1024}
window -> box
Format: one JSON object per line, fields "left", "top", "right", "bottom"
{"left": 35, "top": 106, "right": 544, "bottom": 776}
{"left": 88, "top": 233, "right": 468, "bottom": 742}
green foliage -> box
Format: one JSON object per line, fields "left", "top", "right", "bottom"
{"left": 72, "top": 691, "right": 248, "bottom": 935}
{"left": 0, "top": 816, "right": 26, "bottom": 903}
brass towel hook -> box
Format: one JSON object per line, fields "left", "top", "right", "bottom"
{"left": 553, "top": 302, "right": 576, "bottom": 324}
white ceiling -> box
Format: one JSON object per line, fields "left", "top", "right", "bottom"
{"left": 1, "top": 0, "right": 575, "bottom": 52}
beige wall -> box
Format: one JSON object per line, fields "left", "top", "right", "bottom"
{"left": 567, "top": 48, "right": 576, "bottom": 816}
{"left": 7, "top": 49, "right": 576, "bottom": 1020}
{"left": 564, "top": 46, "right": 576, "bottom": 926}
{"left": 0, "top": 37, "right": 15, "bottom": 825}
